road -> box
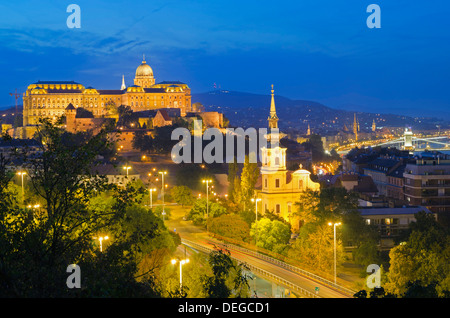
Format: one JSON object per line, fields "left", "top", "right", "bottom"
{"left": 165, "top": 207, "right": 353, "bottom": 298}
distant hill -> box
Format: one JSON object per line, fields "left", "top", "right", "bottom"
{"left": 192, "top": 90, "right": 450, "bottom": 135}
{"left": 0, "top": 106, "right": 21, "bottom": 125}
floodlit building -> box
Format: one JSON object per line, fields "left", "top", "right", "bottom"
{"left": 257, "top": 86, "right": 320, "bottom": 230}
{"left": 359, "top": 206, "right": 434, "bottom": 249}
{"left": 19, "top": 57, "right": 192, "bottom": 137}
{"left": 403, "top": 153, "right": 450, "bottom": 219}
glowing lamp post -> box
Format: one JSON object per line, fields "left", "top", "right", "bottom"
{"left": 95, "top": 235, "right": 109, "bottom": 252}
{"left": 328, "top": 222, "right": 341, "bottom": 284}
{"left": 149, "top": 188, "right": 156, "bottom": 208}
{"left": 202, "top": 179, "right": 213, "bottom": 231}
{"left": 123, "top": 165, "right": 131, "bottom": 177}
{"left": 171, "top": 258, "right": 189, "bottom": 292}
{"left": 17, "top": 171, "right": 27, "bottom": 203}
{"left": 251, "top": 197, "right": 261, "bottom": 223}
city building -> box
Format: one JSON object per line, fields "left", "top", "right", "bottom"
{"left": 89, "top": 163, "right": 140, "bottom": 187}
{"left": 19, "top": 57, "right": 192, "bottom": 137}
{"left": 362, "top": 157, "right": 404, "bottom": 197}
{"left": 256, "top": 86, "right": 320, "bottom": 230}
{"left": 403, "top": 153, "right": 450, "bottom": 220}
{"left": 359, "top": 206, "right": 434, "bottom": 249}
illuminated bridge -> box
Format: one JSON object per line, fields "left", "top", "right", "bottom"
{"left": 374, "top": 129, "right": 450, "bottom": 152}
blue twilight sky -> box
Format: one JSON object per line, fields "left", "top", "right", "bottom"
{"left": 0, "top": 0, "right": 449, "bottom": 118}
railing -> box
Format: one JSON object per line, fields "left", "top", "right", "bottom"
{"left": 206, "top": 239, "right": 355, "bottom": 297}
{"left": 181, "top": 238, "right": 321, "bottom": 298}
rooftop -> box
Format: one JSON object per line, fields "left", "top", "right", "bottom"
{"left": 358, "top": 206, "right": 432, "bottom": 216}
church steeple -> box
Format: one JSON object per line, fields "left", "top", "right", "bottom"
{"left": 121, "top": 74, "right": 126, "bottom": 90}
{"left": 353, "top": 113, "right": 358, "bottom": 141}
{"left": 268, "top": 84, "right": 278, "bottom": 129}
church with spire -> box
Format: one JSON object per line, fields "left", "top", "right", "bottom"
{"left": 256, "top": 85, "right": 320, "bottom": 230}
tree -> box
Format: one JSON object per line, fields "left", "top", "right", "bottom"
{"left": 250, "top": 218, "right": 291, "bottom": 254}
{"left": 207, "top": 214, "right": 251, "bottom": 242}
{"left": 232, "top": 177, "right": 242, "bottom": 206}
{"left": 288, "top": 222, "right": 344, "bottom": 275}
{"left": 132, "top": 130, "right": 153, "bottom": 153}
{"left": 0, "top": 118, "right": 170, "bottom": 297}
{"left": 201, "top": 247, "right": 251, "bottom": 298}
{"left": 384, "top": 211, "right": 450, "bottom": 297}
{"left": 105, "top": 101, "right": 118, "bottom": 118}
{"left": 186, "top": 199, "right": 227, "bottom": 226}
{"left": 341, "top": 210, "right": 380, "bottom": 267}
{"left": 240, "top": 154, "right": 259, "bottom": 208}
{"left": 152, "top": 124, "right": 184, "bottom": 154}
{"left": 227, "top": 157, "right": 238, "bottom": 203}
{"left": 171, "top": 185, "right": 194, "bottom": 207}
{"left": 294, "top": 187, "right": 358, "bottom": 225}
{"left": 117, "top": 105, "right": 134, "bottom": 127}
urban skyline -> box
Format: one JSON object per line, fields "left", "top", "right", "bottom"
{"left": 1, "top": 0, "right": 449, "bottom": 303}
{"left": 1, "top": 1, "right": 450, "bottom": 119}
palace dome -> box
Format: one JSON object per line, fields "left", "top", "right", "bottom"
{"left": 135, "top": 59, "right": 153, "bottom": 77}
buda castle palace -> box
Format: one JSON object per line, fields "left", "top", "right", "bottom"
{"left": 17, "top": 56, "right": 195, "bottom": 138}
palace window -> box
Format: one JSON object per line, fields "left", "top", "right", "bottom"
{"left": 275, "top": 179, "right": 280, "bottom": 188}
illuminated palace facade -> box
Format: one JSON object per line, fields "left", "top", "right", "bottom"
{"left": 22, "top": 57, "right": 192, "bottom": 127}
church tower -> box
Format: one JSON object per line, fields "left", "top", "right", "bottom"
{"left": 258, "top": 85, "right": 320, "bottom": 229}
{"left": 372, "top": 119, "right": 376, "bottom": 132}
{"left": 353, "top": 113, "right": 358, "bottom": 141}
{"left": 260, "top": 85, "right": 288, "bottom": 213}
{"left": 121, "top": 75, "right": 126, "bottom": 90}
{"left": 261, "top": 85, "right": 286, "bottom": 173}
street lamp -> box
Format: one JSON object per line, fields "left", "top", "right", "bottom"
{"left": 251, "top": 197, "right": 261, "bottom": 223}
{"left": 328, "top": 222, "right": 341, "bottom": 284}
{"left": 123, "top": 165, "right": 131, "bottom": 177}
{"left": 171, "top": 258, "right": 189, "bottom": 292}
{"left": 95, "top": 235, "right": 109, "bottom": 252}
{"left": 159, "top": 171, "right": 167, "bottom": 220}
{"left": 149, "top": 188, "right": 156, "bottom": 208}
{"left": 17, "top": 171, "right": 26, "bottom": 203}
{"left": 202, "top": 179, "right": 213, "bottom": 231}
